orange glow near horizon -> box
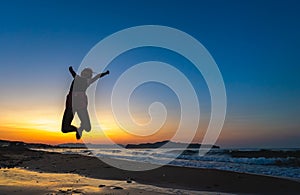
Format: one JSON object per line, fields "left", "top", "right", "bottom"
{"left": 0, "top": 125, "right": 177, "bottom": 145}
{"left": 0, "top": 92, "right": 209, "bottom": 145}
{"left": 1, "top": 115, "right": 297, "bottom": 147}
{"left": 0, "top": 108, "right": 182, "bottom": 145}
{"left": 0, "top": 126, "right": 82, "bottom": 145}
{"left": 0, "top": 100, "right": 269, "bottom": 147}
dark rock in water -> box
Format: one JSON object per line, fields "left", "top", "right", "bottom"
{"left": 228, "top": 149, "right": 300, "bottom": 167}
{"left": 230, "top": 149, "right": 300, "bottom": 158}
{"left": 181, "top": 149, "right": 199, "bottom": 155}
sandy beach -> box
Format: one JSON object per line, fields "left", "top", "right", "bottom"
{"left": 1, "top": 167, "right": 224, "bottom": 195}
{"left": 0, "top": 145, "right": 300, "bottom": 194}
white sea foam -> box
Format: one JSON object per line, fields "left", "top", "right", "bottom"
{"left": 32, "top": 148, "right": 300, "bottom": 179}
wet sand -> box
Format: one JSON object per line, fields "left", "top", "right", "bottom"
{"left": 0, "top": 145, "right": 300, "bottom": 194}
{"left": 1, "top": 168, "right": 225, "bottom": 195}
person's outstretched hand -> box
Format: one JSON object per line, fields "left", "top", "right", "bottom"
{"left": 105, "top": 70, "right": 110, "bottom": 75}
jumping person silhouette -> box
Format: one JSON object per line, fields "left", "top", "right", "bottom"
{"left": 61, "top": 66, "right": 109, "bottom": 139}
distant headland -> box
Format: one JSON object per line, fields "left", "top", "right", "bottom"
{"left": 0, "top": 139, "right": 220, "bottom": 149}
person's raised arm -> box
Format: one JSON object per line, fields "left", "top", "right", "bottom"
{"left": 90, "top": 70, "right": 110, "bottom": 84}
{"left": 69, "top": 66, "right": 77, "bottom": 78}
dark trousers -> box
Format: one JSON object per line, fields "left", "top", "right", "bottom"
{"left": 61, "top": 94, "right": 91, "bottom": 133}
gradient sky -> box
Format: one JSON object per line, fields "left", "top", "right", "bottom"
{"left": 0, "top": 0, "right": 299, "bottom": 148}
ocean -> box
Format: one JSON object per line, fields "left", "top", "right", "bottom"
{"left": 33, "top": 147, "right": 300, "bottom": 180}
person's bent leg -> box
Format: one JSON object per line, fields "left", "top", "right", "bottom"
{"left": 61, "top": 107, "right": 77, "bottom": 133}
{"left": 77, "top": 108, "right": 91, "bottom": 132}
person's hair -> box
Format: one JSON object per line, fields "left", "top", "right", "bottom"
{"left": 81, "top": 68, "right": 93, "bottom": 79}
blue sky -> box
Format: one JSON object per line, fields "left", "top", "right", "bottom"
{"left": 0, "top": 0, "right": 299, "bottom": 147}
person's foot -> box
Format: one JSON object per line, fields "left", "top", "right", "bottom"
{"left": 76, "top": 127, "right": 83, "bottom": 140}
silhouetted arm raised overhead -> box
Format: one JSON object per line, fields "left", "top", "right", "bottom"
{"left": 69, "top": 66, "right": 77, "bottom": 78}
{"left": 89, "top": 70, "right": 110, "bottom": 84}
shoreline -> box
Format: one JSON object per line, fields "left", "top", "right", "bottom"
{"left": 32, "top": 146, "right": 300, "bottom": 181}
{"left": 1, "top": 146, "right": 300, "bottom": 194}
{"left": 1, "top": 167, "right": 225, "bottom": 195}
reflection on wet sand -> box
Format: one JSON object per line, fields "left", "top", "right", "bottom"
{"left": 0, "top": 168, "right": 226, "bottom": 195}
